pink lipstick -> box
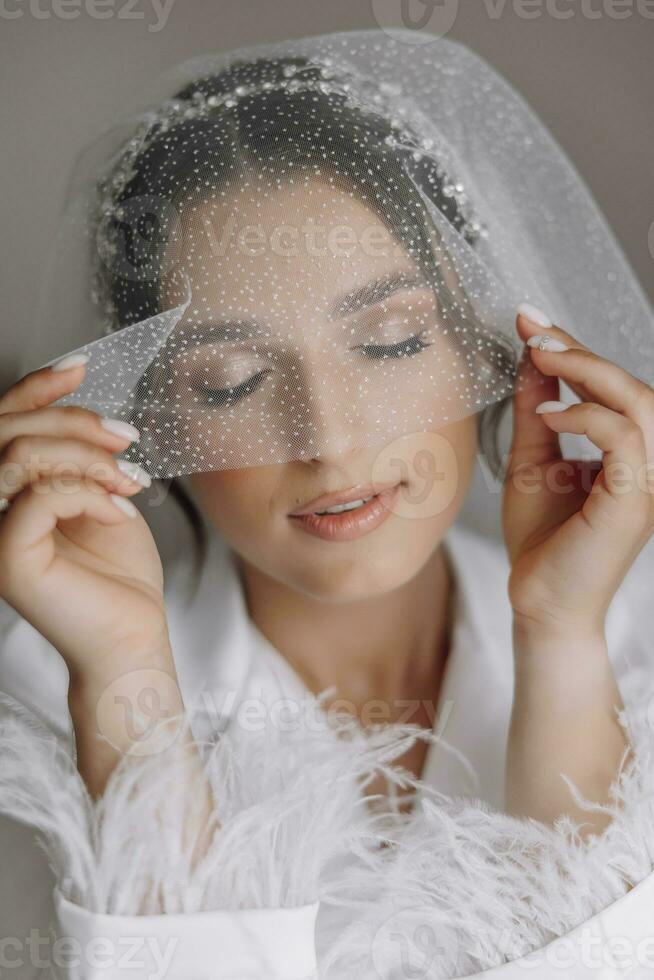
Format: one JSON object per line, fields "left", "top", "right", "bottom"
{"left": 288, "top": 482, "right": 401, "bottom": 542}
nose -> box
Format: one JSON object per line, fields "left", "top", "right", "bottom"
{"left": 283, "top": 348, "right": 363, "bottom": 461}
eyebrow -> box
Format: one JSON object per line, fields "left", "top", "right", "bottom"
{"left": 173, "top": 318, "right": 264, "bottom": 347}
{"left": 329, "top": 271, "right": 429, "bottom": 319}
{"left": 171, "top": 271, "right": 430, "bottom": 347}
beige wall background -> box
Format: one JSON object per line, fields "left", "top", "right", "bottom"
{"left": 1, "top": 0, "right": 652, "bottom": 397}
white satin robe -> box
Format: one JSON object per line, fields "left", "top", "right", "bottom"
{"left": 2, "top": 515, "right": 654, "bottom": 980}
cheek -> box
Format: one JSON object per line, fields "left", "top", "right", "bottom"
{"left": 188, "top": 467, "right": 282, "bottom": 541}
{"left": 442, "top": 416, "right": 478, "bottom": 512}
{"left": 450, "top": 415, "right": 479, "bottom": 483}
{"left": 371, "top": 418, "right": 477, "bottom": 524}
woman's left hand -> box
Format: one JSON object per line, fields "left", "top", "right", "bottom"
{"left": 505, "top": 307, "right": 654, "bottom": 635}
{"left": 503, "top": 305, "right": 654, "bottom": 829}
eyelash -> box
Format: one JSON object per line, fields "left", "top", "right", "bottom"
{"left": 201, "top": 332, "right": 432, "bottom": 406}
{"left": 352, "top": 331, "right": 433, "bottom": 361}
{"left": 202, "top": 369, "right": 272, "bottom": 407}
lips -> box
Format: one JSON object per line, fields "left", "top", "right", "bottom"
{"left": 288, "top": 481, "right": 401, "bottom": 542}
{"left": 289, "top": 482, "right": 400, "bottom": 517}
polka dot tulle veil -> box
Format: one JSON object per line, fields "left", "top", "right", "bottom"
{"left": 32, "top": 31, "right": 654, "bottom": 477}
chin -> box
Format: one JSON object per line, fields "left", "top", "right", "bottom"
{"left": 291, "top": 566, "right": 403, "bottom": 604}
{"left": 283, "top": 540, "right": 432, "bottom": 604}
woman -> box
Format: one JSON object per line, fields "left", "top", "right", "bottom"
{"left": 1, "top": 30, "right": 654, "bottom": 979}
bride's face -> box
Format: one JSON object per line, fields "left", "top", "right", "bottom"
{"left": 170, "top": 178, "right": 477, "bottom": 601}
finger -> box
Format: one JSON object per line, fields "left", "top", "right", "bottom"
{"left": 517, "top": 302, "right": 555, "bottom": 335}
{"left": 519, "top": 307, "right": 654, "bottom": 435}
{"left": 507, "top": 333, "right": 561, "bottom": 477}
{"left": 0, "top": 355, "right": 90, "bottom": 415}
{"left": 517, "top": 304, "right": 591, "bottom": 353}
{"left": 0, "top": 406, "right": 140, "bottom": 454}
{"left": 519, "top": 307, "right": 654, "bottom": 463}
{"left": 528, "top": 337, "right": 652, "bottom": 416}
{"left": 536, "top": 400, "right": 652, "bottom": 530}
{"left": 0, "top": 436, "right": 151, "bottom": 501}
{"left": 0, "top": 480, "right": 139, "bottom": 593}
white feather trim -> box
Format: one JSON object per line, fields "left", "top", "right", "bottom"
{"left": 320, "top": 667, "right": 654, "bottom": 978}
{"left": 0, "top": 692, "right": 423, "bottom": 915}
{"left": 1, "top": 669, "right": 654, "bottom": 979}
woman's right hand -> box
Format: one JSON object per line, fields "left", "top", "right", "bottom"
{"left": 0, "top": 356, "right": 171, "bottom": 689}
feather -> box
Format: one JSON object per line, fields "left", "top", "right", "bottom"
{"left": 2, "top": 668, "right": 654, "bottom": 979}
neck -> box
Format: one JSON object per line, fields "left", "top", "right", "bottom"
{"left": 236, "top": 544, "right": 455, "bottom": 727}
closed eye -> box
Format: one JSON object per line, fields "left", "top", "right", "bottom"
{"left": 352, "top": 332, "right": 433, "bottom": 360}
{"left": 189, "top": 326, "right": 432, "bottom": 409}
{"left": 199, "top": 369, "right": 272, "bottom": 407}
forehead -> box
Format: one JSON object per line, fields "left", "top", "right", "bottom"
{"left": 167, "top": 176, "right": 420, "bottom": 315}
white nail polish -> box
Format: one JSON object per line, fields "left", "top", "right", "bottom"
{"left": 517, "top": 303, "right": 553, "bottom": 329}
{"left": 526, "top": 335, "right": 568, "bottom": 352}
{"left": 116, "top": 459, "right": 152, "bottom": 487}
{"left": 51, "top": 353, "right": 90, "bottom": 373}
{"left": 100, "top": 418, "right": 141, "bottom": 442}
{"left": 535, "top": 400, "right": 569, "bottom": 414}
{"left": 110, "top": 494, "right": 138, "bottom": 518}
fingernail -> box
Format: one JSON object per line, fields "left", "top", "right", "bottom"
{"left": 535, "top": 400, "right": 569, "bottom": 414}
{"left": 527, "top": 335, "right": 568, "bottom": 352}
{"left": 100, "top": 418, "right": 141, "bottom": 442}
{"left": 110, "top": 494, "right": 138, "bottom": 518}
{"left": 51, "top": 353, "right": 90, "bottom": 373}
{"left": 517, "top": 303, "right": 553, "bottom": 329}
{"left": 116, "top": 459, "right": 152, "bottom": 488}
